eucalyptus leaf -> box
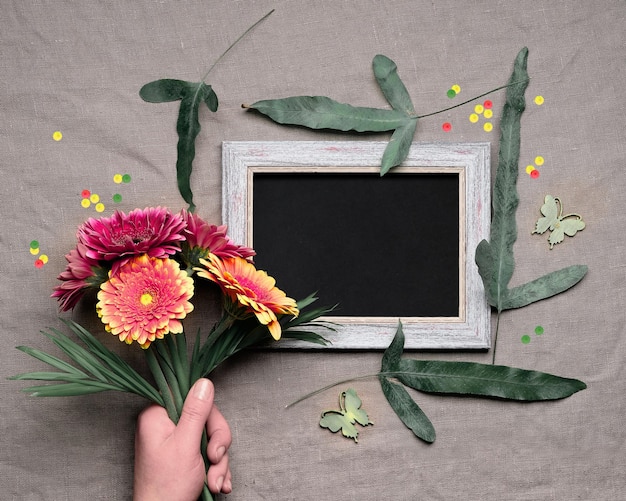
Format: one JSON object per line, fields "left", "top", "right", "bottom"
{"left": 502, "top": 264, "right": 588, "bottom": 310}
{"left": 139, "top": 79, "right": 190, "bottom": 103}
{"left": 395, "top": 359, "right": 587, "bottom": 401}
{"left": 372, "top": 54, "right": 415, "bottom": 115}
{"left": 380, "top": 118, "right": 418, "bottom": 176}
{"left": 379, "top": 375, "right": 436, "bottom": 443}
{"left": 246, "top": 95, "right": 410, "bottom": 132}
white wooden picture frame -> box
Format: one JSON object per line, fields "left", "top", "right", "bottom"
{"left": 222, "top": 141, "right": 491, "bottom": 349}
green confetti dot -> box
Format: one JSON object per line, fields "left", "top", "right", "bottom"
{"left": 447, "top": 89, "right": 457, "bottom": 99}
{"left": 122, "top": 174, "right": 132, "bottom": 183}
{"left": 535, "top": 326, "right": 544, "bottom": 335}
{"left": 521, "top": 334, "right": 531, "bottom": 344}
{"left": 30, "top": 240, "right": 40, "bottom": 249}
{"left": 113, "top": 193, "right": 122, "bottom": 203}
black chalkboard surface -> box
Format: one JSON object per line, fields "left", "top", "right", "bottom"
{"left": 252, "top": 172, "right": 460, "bottom": 318}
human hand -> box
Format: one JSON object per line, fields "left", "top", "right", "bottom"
{"left": 133, "top": 378, "right": 232, "bottom": 500}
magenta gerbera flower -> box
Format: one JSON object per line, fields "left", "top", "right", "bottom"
{"left": 52, "top": 242, "right": 108, "bottom": 311}
{"left": 180, "top": 210, "right": 255, "bottom": 267}
{"left": 96, "top": 255, "right": 194, "bottom": 349}
{"left": 77, "top": 207, "right": 186, "bottom": 275}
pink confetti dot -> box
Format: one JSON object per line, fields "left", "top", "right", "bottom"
{"left": 34, "top": 259, "right": 45, "bottom": 269}
{"left": 442, "top": 122, "right": 452, "bottom": 132}
{"left": 530, "top": 169, "right": 540, "bottom": 179}
{"left": 81, "top": 189, "right": 91, "bottom": 198}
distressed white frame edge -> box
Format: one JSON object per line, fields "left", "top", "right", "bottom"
{"left": 222, "top": 141, "right": 491, "bottom": 350}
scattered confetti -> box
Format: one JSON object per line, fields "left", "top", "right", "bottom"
{"left": 526, "top": 155, "right": 544, "bottom": 178}
{"left": 95, "top": 202, "right": 106, "bottom": 213}
{"left": 483, "top": 100, "right": 493, "bottom": 109}
{"left": 442, "top": 122, "right": 452, "bottom": 132}
{"left": 30, "top": 240, "right": 39, "bottom": 250}
{"left": 521, "top": 326, "right": 546, "bottom": 344}
{"left": 34, "top": 259, "right": 45, "bottom": 269}
{"left": 525, "top": 165, "right": 536, "bottom": 175}
{"left": 81, "top": 189, "right": 91, "bottom": 199}
{"left": 534, "top": 95, "right": 544, "bottom": 106}
{"left": 474, "top": 104, "right": 484, "bottom": 114}
{"left": 81, "top": 198, "right": 91, "bottom": 208}
{"left": 113, "top": 193, "right": 123, "bottom": 203}
{"left": 113, "top": 174, "right": 123, "bottom": 184}
{"left": 447, "top": 89, "right": 456, "bottom": 99}
{"left": 469, "top": 113, "right": 479, "bottom": 123}
{"left": 530, "top": 169, "right": 540, "bottom": 179}
{"left": 90, "top": 193, "right": 100, "bottom": 204}
{"left": 534, "top": 156, "right": 544, "bottom": 166}
{"left": 52, "top": 131, "right": 63, "bottom": 141}
{"left": 484, "top": 109, "right": 493, "bottom": 119}
{"left": 521, "top": 334, "right": 531, "bottom": 344}
{"left": 483, "top": 122, "right": 493, "bottom": 132}
{"left": 122, "top": 173, "right": 132, "bottom": 183}
{"left": 451, "top": 84, "right": 461, "bottom": 94}
{"left": 535, "top": 326, "right": 544, "bottom": 335}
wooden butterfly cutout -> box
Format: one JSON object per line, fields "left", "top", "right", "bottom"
{"left": 533, "top": 195, "right": 585, "bottom": 249}
{"left": 319, "top": 388, "right": 373, "bottom": 442}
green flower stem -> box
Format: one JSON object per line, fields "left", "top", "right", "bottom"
{"left": 172, "top": 333, "right": 191, "bottom": 395}
{"left": 144, "top": 346, "right": 178, "bottom": 423}
{"left": 154, "top": 341, "right": 184, "bottom": 415}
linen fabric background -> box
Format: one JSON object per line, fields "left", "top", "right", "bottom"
{"left": 1, "top": 1, "right": 624, "bottom": 499}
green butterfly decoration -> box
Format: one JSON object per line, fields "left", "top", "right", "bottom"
{"left": 533, "top": 195, "right": 585, "bottom": 249}
{"left": 319, "top": 388, "right": 373, "bottom": 442}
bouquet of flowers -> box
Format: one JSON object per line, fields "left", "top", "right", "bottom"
{"left": 12, "top": 206, "right": 330, "bottom": 500}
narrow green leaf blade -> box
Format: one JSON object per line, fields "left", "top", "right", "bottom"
{"left": 372, "top": 54, "right": 415, "bottom": 114}
{"left": 140, "top": 79, "right": 189, "bottom": 103}
{"left": 21, "top": 381, "right": 119, "bottom": 397}
{"left": 396, "top": 359, "right": 587, "bottom": 401}
{"left": 246, "top": 96, "right": 410, "bottom": 132}
{"left": 484, "top": 47, "right": 530, "bottom": 309}
{"left": 203, "top": 85, "right": 219, "bottom": 112}
{"left": 474, "top": 239, "right": 497, "bottom": 307}
{"left": 381, "top": 321, "right": 405, "bottom": 372}
{"left": 502, "top": 264, "right": 588, "bottom": 310}
{"left": 379, "top": 376, "right": 436, "bottom": 443}
{"left": 379, "top": 118, "right": 417, "bottom": 175}
{"left": 176, "top": 92, "right": 202, "bottom": 211}
{"left": 14, "top": 345, "right": 89, "bottom": 377}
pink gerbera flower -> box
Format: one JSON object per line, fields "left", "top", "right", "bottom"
{"left": 52, "top": 242, "right": 108, "bottom": 311}
{"left": 78, "top": 207, "right": 186, "bottom": 275}
{"left": 96, "top": 255, "right": 194, "bottom": 349}
{"left": 196, "top": 254, "right": 298, "bottom": 340}
{"left": 180, "top": 210, "right": 255, "bottom": 267}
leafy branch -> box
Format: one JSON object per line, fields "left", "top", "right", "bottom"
{"left": 473, "top": 47, "right": 587, "bottom": 362}
{"left": 243, "top": 54, "right": 523, "bottom": 175}
{"left": 139, "top": 9, "right": 275, "bottom": 211}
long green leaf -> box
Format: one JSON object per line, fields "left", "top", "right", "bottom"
{"left": 13, "top": 345, "right": 89, "bottom": 377}
{"left": 21, "top": 381, "right": 119, "bottom": 397}
{"left": 246, "top": 95, "right": 410, "bottom": 132}
{"left": 10, "top": 371, "right": 89, "bottom": 382}
{"left": 502, "top": 264, "right": 588, "bottom": 310}
{"left": 379, "top": 375, "right": 436, "bottom": 443}
{"left": 139, "top": 79, "right": 189, "bottom": 102}
{"left": 395, "top": 359, "right": 587, "bottom": 401}
{"left": 372, "top": 54, "right": 415, "bottom": 114}
{"left": 380, "top": 321, "right": 405, "bottom": 372}
{"left": 474, "top": 47, "right": 529, "bottom": 312}
{"left": 380, "top": 118, "right": 418, "bottom": 175}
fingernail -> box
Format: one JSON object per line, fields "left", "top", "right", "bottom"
{"left": 223, "top": 477, "right": 232, "bottom": 492}
{"left": 216, "top": 446, "right": 226, "bottom": 462}
{"left": 193, "top": 378, "right": 212, "bottom": 401}
{"left": 216, "top": 475, "right": 224, "bottom": 493}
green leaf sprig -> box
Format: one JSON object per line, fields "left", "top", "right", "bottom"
{"left": 473, "top": 48, "right": 587, "bottom": 362}
{"left": 140, "top": 9, "right": 275, "bottom": 211}
{"left": 243, "top": 54, "right": 523, "bottom": 175}
{"left": 288, "top": 322, "right": 586, "bottom": 444}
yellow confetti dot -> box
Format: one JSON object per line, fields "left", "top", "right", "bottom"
{"left": 90, "top": 193, "right": 100, "bottom": 203}
{"left": 484, "top": 109, "right": 493, "bottom": 119}
{"left": 40, "top": 254, "right": 49, "bottom": 264}
{"left": 526, "top": 165, "right": 536, "bottom": 174}
{"left": 113, "top": 174, "right": 123, "bottom": 184}
{"left": 474, "top": 104, "right": 484, "bottom": 114}
{"left": 95, "top": 203, "right": 105, "bottom": 213}
{"left": 534, "top": 156, "right": 544, "bottom": 166}
{"left": 534, "top": 95, "right": 544, "bottom": 106}
{"left": 469, "top": 113, "right": 479, "bottom": 123}
{"left": 30, "top": 247, "right": 40, "bottom": 255}
{"left": 451, "top": 84, "right": 461, "bottom": 93}
{"left": 483, "top": 122, "right": 493, "bottom": 132}
{"left": 81, "top": 198, "right": 91, "bottom": 208}
{"left": 52, "top": 131, "right": 63, "bottom": 141}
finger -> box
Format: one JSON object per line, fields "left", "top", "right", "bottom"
{"left": 206, "top": 404, "right": 232, "bottom": 465}
{"left": 207, "top": 451, "right": 232, "bottom": 494}
{"left": 173, "top": 378, "right": 215, "bottom": 452}
{"left": 135, "top": 404, "right": 173, "bottom": 442}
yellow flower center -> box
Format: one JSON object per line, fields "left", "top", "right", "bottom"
{"left": 140, "top": 292, "right": 154, "bottom": 306}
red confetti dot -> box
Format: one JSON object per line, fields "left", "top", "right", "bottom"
{"left": 442, "top": 122, "right": 452, "bottom": 132}
{"left": 81, "top": 189, "right": 91, "bottom": 198}
{"left": 483, "top": 100, "right": 493, "bottom": 109}
{"left": 34, "top": 259, "right": 44, "bottom": 268}
{"left": 530, "top": 169, "right": 540, "bottom": 179}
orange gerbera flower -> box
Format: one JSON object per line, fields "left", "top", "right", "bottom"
{"left": 96, "top": 255, "right": 194, "bottom": 348}
{"left": 196, "top": 254, "right": 299, "bottom": 340}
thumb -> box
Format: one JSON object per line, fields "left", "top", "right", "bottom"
{"left": 174, "top": 378, "right": 215, "bottom": 450}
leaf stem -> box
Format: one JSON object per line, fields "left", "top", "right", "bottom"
{"left": 416, "top": 79, "right": 529, "bottom": 119}
{"left": 200, "top": 9, "right": 275, "bottom": 83}
{"left": 491, "top": 310, "right": 501, "bottom": 365}
{"left": 144, "top": 347, "right": 178, "bottom": 423}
